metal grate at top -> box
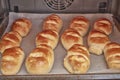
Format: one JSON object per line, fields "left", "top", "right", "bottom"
{"left": 44, "top": 0, "right": 74, "bottom": 10}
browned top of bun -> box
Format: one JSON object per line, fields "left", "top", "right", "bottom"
{"left": 12, "top": 18, "right": 32, "bottom": 29}
{"left": 67, "top": 55, "right": 87, "bottom": 71}
{"left": 61, "top": 28, "right": 82, "bottom": 43}
{"left": 95, "top": 18, "right": 112, "bottom": 25}
{"left": 35, "top": 29, "right": 59, "bottom": 48}
{"left": 104, "top": 42, "right": 120, "bottom": 59}
{"left": 11, "top": 18, "right": 32, "bottom": 37}
{"left": 29, "top": 48, "right": 52, "bottom": 58}
{"left": 1, "top": 31, "right": 22, "bottom": 44}
{"left": 1, "top": 47, "right": 24, "bottom": 71}
{"left": 0, "top": 39, "right": 20, "bottom": 53}
{"left": 68, "top": 44, "right": 90, "bottom": 62}
{"left": 62, "top": 28, "right": 81, "bottom": 37}
{"left": 88, "top": 29, "right": 110, "bottom": 43}
{"left": 68, "top": 44, "right": 89, "bottom": 58}
{"left": 27, "top": 57, "right": 49, "bottom": 69}
{"left": 105, "top": 42, "right": 120, "bottom": 50}
{"left": 44, "top": 14, "right": 62, "bottom": 24}
{"left": 40, "top": 30, "right": 58, "bottom": 38}
{"left": 26, "top": 46, "right": 53, "bottom": 70}
{"left": 36, "top": 35, "right": 50, "bottom": 43}
{"left": 94, "top": 18, "right": 112, "bottom": 35}
{"left": 106, "top": 48, "right": 120, "bottom": 58}
{"left": 43, "top": 24, "right": 58, "bottom": 31}
{"left": 2, "top": 47, "right": 23, "bottom": 58}
{"left": 70, "top": 16, "right": 89, "bottom": 24}
{"left": 43, "top": 14, "right": 63, "bottom": 33}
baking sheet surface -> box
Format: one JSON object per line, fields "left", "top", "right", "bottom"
{"left": 1, "top": 12, "right": 120, "bottom": 75}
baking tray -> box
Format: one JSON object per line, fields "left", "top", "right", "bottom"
{"left": 0, "top": 12, "right": 120, "bottom": 79}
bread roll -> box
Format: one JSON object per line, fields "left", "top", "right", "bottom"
{"left": 1, "top": 47, "right": 24, "bottom": 75}
{"left": 64, "top": 44, "right": 90, "bottom": 73}
{"left": 61, "top": 28, "right": 83, "bottom": 50}
{"left": 1, "top": 31, "right": 22, "bottom": 44}
{"left": 69, "top": 16, "right": 89, "bottom": 36}
{"left": 104, "top": 42, "right": 120, "bottom": 69}
{"left": 88, "top": 29, "right": 110, "bottom": 55}
{"left": 0, "top": 31, "right": 22, "bottom": 53}
{"left": 25, "top": 44, "right": 54, "bottom": 74}
{"left": 94, "top": 18, "right": 112, "bottom": 35}
{"left": 35, "top": 29, "right": 59, "bottom": 49}
{"left": 11, "top": 18, "right": 32, "bottom": 37}
{"left": 43, "top": 14, "right": 63, "bottom": 33}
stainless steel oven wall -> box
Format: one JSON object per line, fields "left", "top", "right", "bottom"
{"left": 7, "top": 0, "right": 112, "bottom": 13}
{"left": 0, "top": 0, "right": 9, "bottom": 16}
{"left": 0, "top": 0, "right": 120, "bottom": 14}
{"left": 0, "top": 0, "right": 3, "bottom": 15}
{"left": 116, "top": 0, "right": 120, "bottom": 15}
{"left": 111, "top": 0, "right": 120, "bottom": 15}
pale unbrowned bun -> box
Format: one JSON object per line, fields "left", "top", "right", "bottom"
{"left": 61, "top": 28, "right": 83, "bottom": 50}
{"left": 88, "top": 29, "right": 110, "bottom": 55}
{"left": 11, "top": 18, "right": 32, "bottom": 37}
{"left": 104, "top": 42, "right": 120, "bottom": 69}
{"left": 0, "top": 31, "right": 22, "bottom": 53}
{"left": 1, "top": 47, "right": 24, "bottom": 75}
{"left": 94, "top": 18, "right": 112, "bottom": 35}
{"left": 43, "top": 14, "right": 63, "bottom": 33}
{"left": 64, "top": 44, "right": 90, "bottom": 73}
{"left": 35, "top": 29, "right": 59, "bottom": 49}
{"left": 25, "top": 44, "right": 54, "bottom": 74}
{"left": 69, "top": 16, "right": 89, "bottom": 36}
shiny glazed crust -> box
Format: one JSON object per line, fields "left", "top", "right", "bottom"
{"left": 88, "top": 29, "right": 110, "bottom": 55}
{"left": 69, "top": 16, "right": 89, "bottom": 36}
{"left": 61, "top": 28, "right": 83, "bottom": 50}
{"left": 64, "top": 44, "right": 90, "bottom": 73}
{"left": 43, "top": 14, "right": 63, "bottom": 33}
{"left": 94, "top": 18, "right": 112, "bottom": 35}
{"left": 0, "top": 31, "right": 22, "bottom": 53}
{"left": 104, "top": 42, "right": 120, "bottom": 69}
{"left": 1, "top": 47, "right": 24, "bottom": 75}
{"left": 11, "top": 18, "right": 32, "bottom": 37}
{"left": 25, "top": 44, "right": 54, "bottom": 74}
{"left": 35, "top": 29, "right": 59, "bottom": 49}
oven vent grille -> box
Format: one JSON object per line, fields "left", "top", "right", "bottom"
{"left": 44, "top": 0, "right": 74, "bottom": 10}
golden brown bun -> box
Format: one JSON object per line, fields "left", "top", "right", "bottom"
{"left": 69, "top": 16, "right": 89, "bottom": 36}
{"left": 35, "top": 29, "right": 59, "bottom": 49}
{"left": 104, "top": 42, "right": 120, "bottom": 69}
{"left": 88, "top": 29, "right": 110, "bottom": 55}
{"left": 2, "top": 31, "right": 22, "bottom": 42}
{"left": 0, "top": 31, "right": 22, "bottom": 53}
{"left": 25, "top": 44, "right": 54, "bottom": 74}
{"left": 94, "top": 18, "right": 112, "bottom": 35}
{"left": 11, "top": 18, "right": 32, "bottom": 37}
{"left": 61, "top": 28, "right": 83, "bottom": 50}
{"left": 43, "top": 14, "right": 63, "bottom": 33}
{"left": 1, "top": 47, "right": 24, "bottom": 75}
{"left": 64, "top": 44, "right": 90, "bottom": 73}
